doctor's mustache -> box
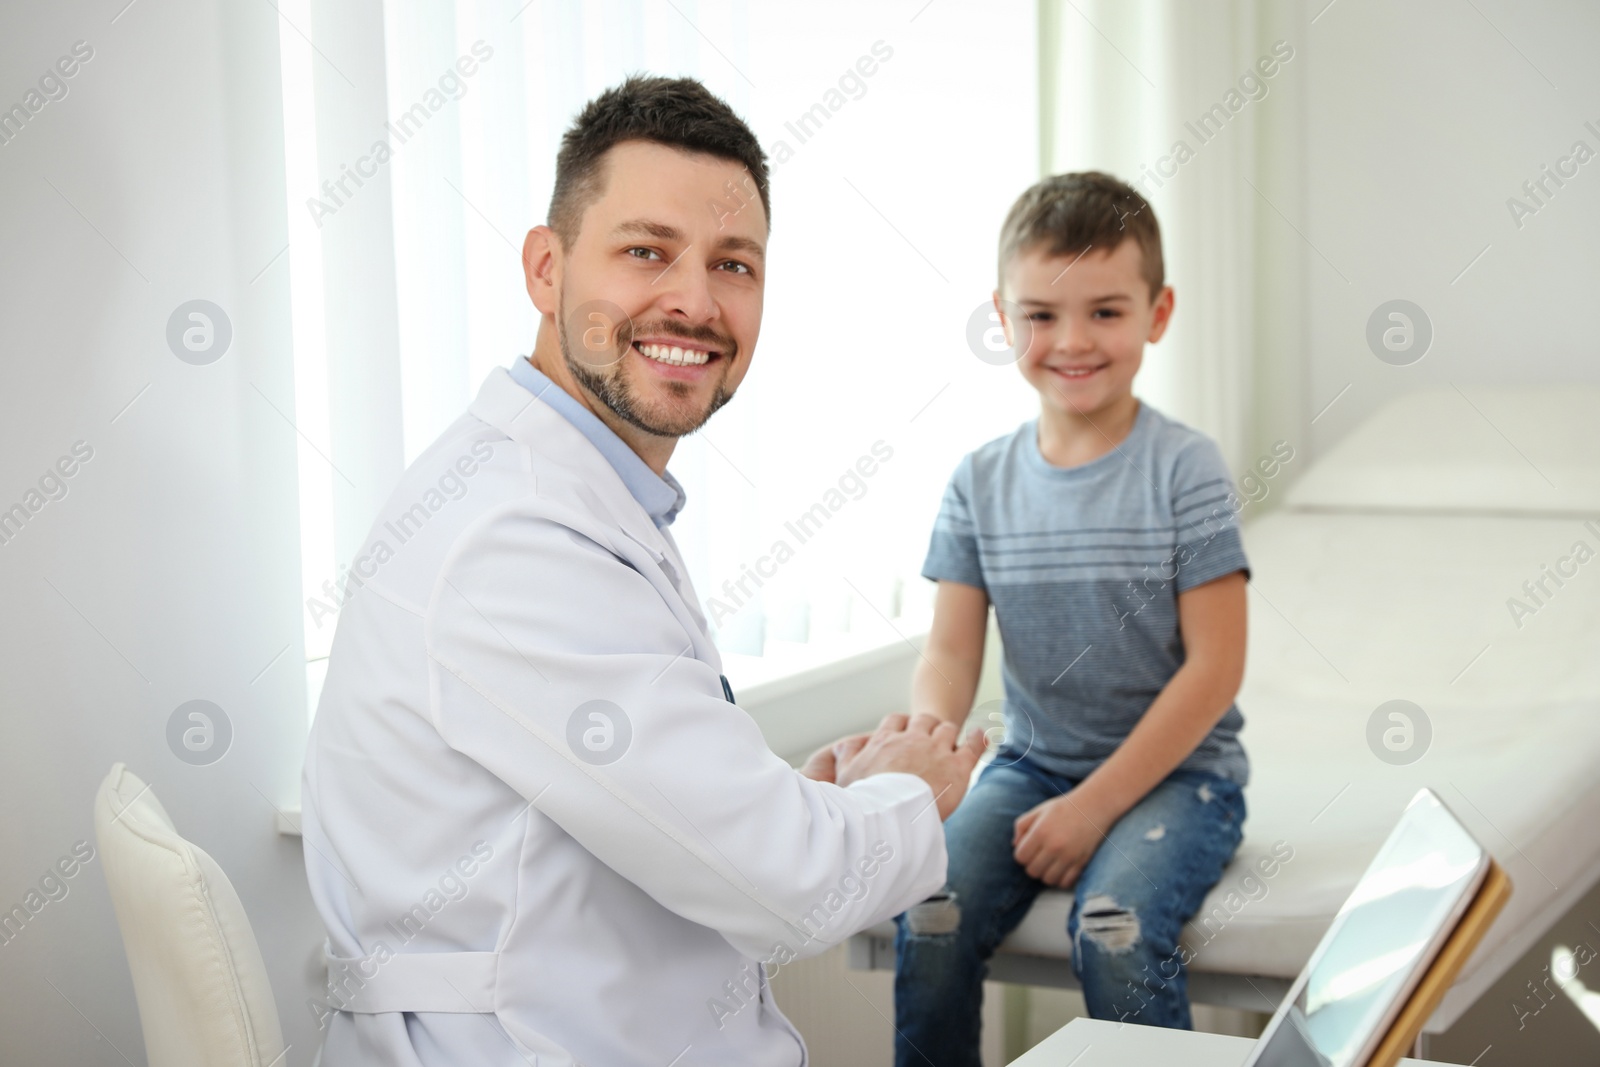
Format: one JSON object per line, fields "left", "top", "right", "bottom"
{"left": 562, "top": 302, "right": 738, "bottom": 369}
{"left": 617, "top": 318, "right": 739, "bottom": 363}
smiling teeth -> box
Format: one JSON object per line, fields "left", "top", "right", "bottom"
{"left": 638, "top": 342, "right": 709, "bottom": 366}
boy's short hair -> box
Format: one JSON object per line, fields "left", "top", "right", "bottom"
{"left": 997, "top": 171, "right": 1164, "bottom": 298}
{"left": 549, "top": 75, "right": 771, "bottom": 249}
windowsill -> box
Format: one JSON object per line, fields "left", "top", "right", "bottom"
{"left": 720, "top": 612, "right": 931, "bottom": 707}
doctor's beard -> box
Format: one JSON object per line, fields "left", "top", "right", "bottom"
{"left": 559, "top": 297, "right": 737, "bottom": 439}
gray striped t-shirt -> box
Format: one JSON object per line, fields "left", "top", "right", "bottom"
{"left": 924, "top": 402, "right": 1250, "bottom": 784}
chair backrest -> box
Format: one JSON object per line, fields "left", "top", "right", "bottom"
{"left": 94, "top": 763, "right": 286, "bottom": 1067}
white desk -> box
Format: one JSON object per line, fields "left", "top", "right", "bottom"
{"left": 1009, "top": 1019, "right": 1464, "bottom": 1066}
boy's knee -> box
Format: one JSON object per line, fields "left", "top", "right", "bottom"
{"left": 1077, "top": 893, "right": 1143, "bottom": 954}
{"left": 1074, "top": 898, "right": 1185, "bottom": 1012}
{"left": 903, "top": 891, "right": 962, "bottom": 937}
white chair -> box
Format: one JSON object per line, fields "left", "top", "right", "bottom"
{"left": 94, "top": 762, "right": 287, "bottom": 1067}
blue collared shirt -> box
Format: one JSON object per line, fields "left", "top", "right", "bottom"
{"left": 506, "top": 357, "right": 686, "bottom": 528}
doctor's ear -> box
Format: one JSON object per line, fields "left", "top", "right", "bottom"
{"left": 523, "top": 225, "right": 561, "bottom": 316}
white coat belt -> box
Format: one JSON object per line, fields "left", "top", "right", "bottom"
{"left": 325, "top": 946, "right": 499, "bottom": 1014}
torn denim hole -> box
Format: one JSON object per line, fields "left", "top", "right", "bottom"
{"left": 906, "top": 891, "right": 960, "bottom": 936}
{"left": 1197, "top": 783, "right": 1215, "bottom": 804}
{"left": 1142, "top": 823, "right": 1166, "bottom": 842}
{"left": 1078, "top": 893, "right": 1141, "bottom": 954}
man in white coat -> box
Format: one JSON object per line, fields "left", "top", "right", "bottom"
{"left": 301, "top": 75, "right": 986, "bottom": 1065}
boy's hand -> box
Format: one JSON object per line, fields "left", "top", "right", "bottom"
{"left": 1012, "top": 794, "right": 1105, "bottom": 888}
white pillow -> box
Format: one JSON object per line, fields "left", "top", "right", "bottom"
{"left": 1287, "top": 385, "right": 1600, "bottom": 514}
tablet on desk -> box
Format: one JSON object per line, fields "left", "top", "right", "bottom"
{"left": 1243, "top": 788, "right": 1490, "bottom": 1067}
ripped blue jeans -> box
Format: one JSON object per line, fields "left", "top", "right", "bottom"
{"left": 893, "top": 754, "right": 1244, "bottom": 1066}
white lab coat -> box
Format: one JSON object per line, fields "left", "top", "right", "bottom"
{"left": 301, "top": 367, "right": 948, "bottom": 1066}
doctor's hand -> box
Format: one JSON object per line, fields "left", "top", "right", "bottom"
{"left": 833, "top": 713, "right": 987, "bottom": 820}
{"left": 798, "top": 733, "right": 872, "bottom": 783}
{"left": 1012, "top": 794, "right": 1105, "bottom": 889}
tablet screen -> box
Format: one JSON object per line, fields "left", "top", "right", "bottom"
{"left": 1245, "top": 790, "right": 1488, "bottom": 1067}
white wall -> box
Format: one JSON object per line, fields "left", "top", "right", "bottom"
{"left": 1303, "top": 0, "right": 1600, "bottom": 457}
{"left": 0, "top": 2, "right": 325, "bottom": 1062}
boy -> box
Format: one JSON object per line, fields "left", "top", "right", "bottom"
{"left": 893, "top": 171, "right": 1250, "bottom": 1064}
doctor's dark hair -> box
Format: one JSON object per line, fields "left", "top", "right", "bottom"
{"left": 997, "top": 171, "right": 1164, "bottom": 298}
{"left": 548, "top": 75, "right": 770, "bottom": 248}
